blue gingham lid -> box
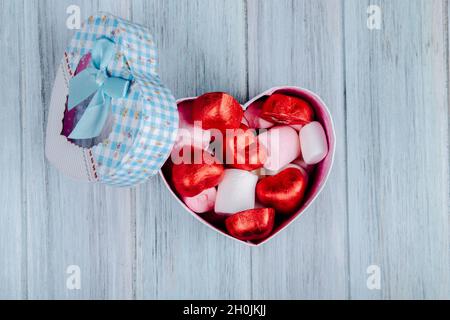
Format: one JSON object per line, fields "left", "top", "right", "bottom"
{"left": 65, "top": 13, "right": 179, "bottom": 187}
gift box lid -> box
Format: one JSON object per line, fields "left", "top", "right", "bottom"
{"left": 46, "top": 13, "right": 179, "bottom": 187}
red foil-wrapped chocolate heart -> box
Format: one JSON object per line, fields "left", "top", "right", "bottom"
{"left": 193, "top": 92, "right": 244, "bottom": 132}
{"left": 256, "top": 167, "right": 308, "bottom": 214}
{"left": 172, "top": 148, "right": 225, "bottom": 197}
{"left": 225, "top": 208, "right": 275, "bottom": 241}
{"left": 223, "top": 124, "right": 267, "bottom": 171}
{"left": 261, "top": 93, "right": 314, "bottom": 125}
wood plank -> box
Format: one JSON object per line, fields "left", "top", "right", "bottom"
{"left": 247, "top": 0, "right": 348, "bottom": 299}
{"left": 25, "top": 0, "right": 134, "bottom": 299}
{"left": 345, "top": 0, "right": 450, "bottom": 299}
{"left": 131, "top": 0, "right": 252, "bottom": 299}
{"left": 0, "top": 0, "right": 25, "bottom": 299}
{"left": 3, "top": 0, "right": 447, "bottom": 300}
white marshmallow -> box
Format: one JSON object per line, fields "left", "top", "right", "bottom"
{"left": 299, "top": 122, "right": 328, "bottom": 165}
{"left": 258, "top": 126, "right": 301, "bottom": 172}
{"left": 215, "top": 169, "right": 258, "bottom": 215}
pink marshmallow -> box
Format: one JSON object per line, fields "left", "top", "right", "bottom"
{"left": 183, "top": 188, "right": 217, "bottom": 214}
{"left": 290, "top": 124, "right": 303, "bottom": 131}
{"left": 173, "top": 101, "right": 211, "bottom": 151}
{"left": 299, "top": 122, "right": 328, "bottom": 165}
{"left": 254, "top": 163, "right": 309, "bottom": 182}
{"left": 252, "top": 167, "right": 278, "bottom": 177}
{"left": 244, "top": 100, "right": 274, "bottom": 129}
{"left": 254, "top": 201, "right": 265, "bottom": 209}
{"left": 292, "top": 157, "right": 315, "bottom": 175}
{"left": 258, "top": 126, "right": 301, "bottom": 172}
{"left": 178, "top": 100, "right": 195, "bottom": 124}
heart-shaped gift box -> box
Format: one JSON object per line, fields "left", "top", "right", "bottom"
{"left": 46, "top": 14, "right": 335, "bottom": 245}
{"left": 160, "top": 87, "right": 336, "bottom": 246}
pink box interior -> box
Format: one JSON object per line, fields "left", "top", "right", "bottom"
{"left": 160, "top": 86, "right": 336, "bottom": 246}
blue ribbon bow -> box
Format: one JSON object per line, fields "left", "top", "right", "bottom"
{"left": 68, "top": 37, "right": 131, "bottom": 139}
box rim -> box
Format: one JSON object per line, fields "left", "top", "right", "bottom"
{"left": 159, "top": 86, "right": 337, "bottom": 247}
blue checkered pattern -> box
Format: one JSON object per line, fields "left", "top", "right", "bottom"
{"left": 66, "top": 13, "right": 179, "bottom": 187}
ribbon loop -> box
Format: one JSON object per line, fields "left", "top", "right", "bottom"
{"left": 103, "top": 77, "right": 130, "bottom": 99}
{"left": 67, "top": 37, "right": 131, "bottom": 140}
{"left": 91, "top": 38, "right": 115, "bottom": 70}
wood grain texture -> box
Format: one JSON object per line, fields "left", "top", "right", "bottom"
{"left": 0, "top": 0, "right": 448, "bottom": 300}
{"left": 247, "top": 0, "right": 348, "bottom": 299}
{"left": 0, "top": 0, "right": 25, "bottom": 300}
{"left": 345, "top": 0, "right": 450, "bottom": 299}
{"left": 131, "top": 0, "right": 252, "bottom": 300}
{"left": 23, "top": 0, "right": 134, "bottom": 299}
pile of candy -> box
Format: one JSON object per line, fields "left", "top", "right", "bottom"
{"left": 164, "top": 92, "right": 329, "bottom": 243}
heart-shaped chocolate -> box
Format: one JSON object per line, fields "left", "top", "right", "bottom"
{"left": 171, "top": 148, "right": 225, "bottom": 198}
{"left": 256, "top": 167, "right": 308, "bottom": 215}
{"left": 261, "top": 93, "right": 314, "bottom": 125}
{"left": 225, "top": 208, "right": 275, "bottom": 241}
{"left": 161, "top": 87, "right": 335, "bottom": 246}
{"left": 192, "top": 92, "right": 244, "bottom": 132}
{"left": 223, "top": 124, "right": 267, "bottom": 171}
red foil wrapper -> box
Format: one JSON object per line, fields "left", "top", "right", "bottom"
{"left": 223, "top": 124, "right": 267, "bottom": 171}
{"left": 193, "top": 92, "right": 244, "bottom": 132}
{"left": 256, "top": 167, "right": 308, "bottom": 214}
{"left": 261, "top": 93, "right": 314, "bottom": 125}
{"left": 225, "top": 208, "right": 275, "bottom": 241}
{"left": 172, "top": 148, "right": 225, "bottom": 198}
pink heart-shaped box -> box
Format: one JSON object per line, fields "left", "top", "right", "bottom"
{"left": 160, "top": 86, "right": 336, "bottom": 246}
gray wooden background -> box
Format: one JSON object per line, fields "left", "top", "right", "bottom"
{"left": 0, "top": 0, "right": 448, "bottom": 300}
